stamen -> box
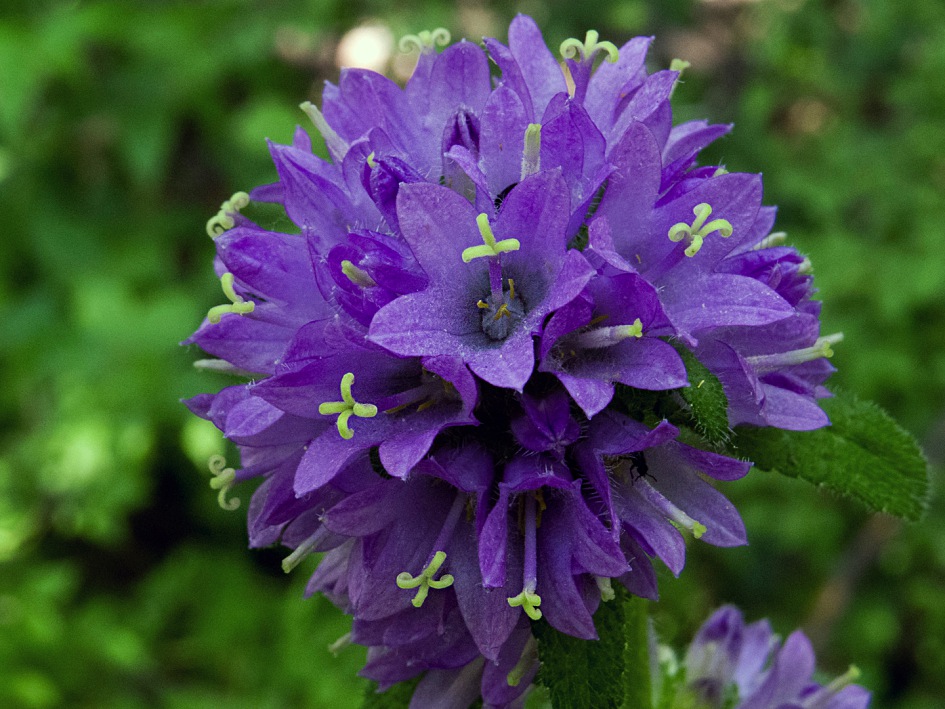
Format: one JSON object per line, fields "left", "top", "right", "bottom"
{"left": 366, "top": 151, "right": 377, "bottom": 169}
{"left": 318, "top": 372, "right": 378, "bottom": 440}
{"left": 328, "top": 632, "right": 352, "bottom": 656}
{"left": 521, "top": 123, "right": 542, "bottom": 179}
{"left": 206, "top": 191, "right": 250, "bottom": 238}
{"left": 340, "top": 259, "right": 377, "bottom": 287}
{"left": 506, "top": 636, "right": 538, "bottom": 687}
{"left": 493, "top": 303, "right": 512, "bottom": 321}
{"left": 398, "top": 28, "right": 451, "bottom": 53}
{"left": 559, "top": 30, "right": 619, "bottom": 64}
{"left": 571, "top": 319, "right": 643, "bottom": 349}
{"left": 745, "top": 333, "right": 843, "bottom": 372}
{"left": 507, "top": 278, "right": 516, "bottom": 301}
{"left": 477, "top": 299, "right": 490, "bottom": 310}
{"left": 753, "top": 231, "right": 788, "bottom": 250}
{"left": 207, "top": 455, "right": 240, "bottom": 510}
{"left": 282, "top": 527, "right": 332, "bottom": 573}
{"left": 396, "top": 550, "right": 454, "bottom": 608}
{"left": 668, "top": 203, "right": 734, "bottom": 257}
{"left": 207, "top": 272, "right": 255, "bottom": 324}
{"left": 299, "top": 101, "right": 348, "bottom": 160}
{"left": 462, "top": 214, "right": 521, "bottom": 263}
{"left": 596, "top": 576, "right": 616, "bottom": 602}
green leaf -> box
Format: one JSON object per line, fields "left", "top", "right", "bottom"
{"left": 535, "top": 587, "right": 653, "bottom": 709}
{"left": 731, "top": 391, "right": 929, "bottom": 520}
{"left": 361, "top": 678, "right": 420, "bottom": 708}
{"left": 671, "top": 343, "right": 731, "bottom": 448}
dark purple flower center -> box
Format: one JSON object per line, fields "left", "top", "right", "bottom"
{"left": 478, "top": 285, "right": 525, "bottom": 341}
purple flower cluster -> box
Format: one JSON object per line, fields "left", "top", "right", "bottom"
{"left": 678, "top": 606, "right": 871, "bottom": 708}
{"left": 185, "top": 16, "right": 837, "bottom": 707}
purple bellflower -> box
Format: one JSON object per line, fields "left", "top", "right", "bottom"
{"left": 674, "top": 606, "right": 871, "bottom": 709}
{"left": 184, "top": 16, "right": 839, "bottom": 708}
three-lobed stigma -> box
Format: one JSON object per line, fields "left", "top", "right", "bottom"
{"left": 508, "top": 585, "right": 542, "bottom": 620}
{"left": 399, "top": 28, "right": 451, "bottom": 53}
{"left": 207, "top": 455, "right": 240, "bottom": 510}
{"left": 462, "top": 213, "right": 521, "bottom": 263}
{"left": 560, "top": 29, "right": 619, "bottom": 64}
{"left": 668, "top": 203, "right": 733, "bottom": 257}
{"left": 318, "top": 372, "right": 378, "bottom": 440}
{"left": 396, "top": 551, "right": 454, "bottom": 607}
{"left": 206, "top": 191, "right": 250, "bottom": 238}
{"left": 207, "top": 272, "right": 255, "bottom": 324}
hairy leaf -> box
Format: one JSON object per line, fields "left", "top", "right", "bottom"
{"left": 732, "top": 391, "right": 929, "bottom": 520}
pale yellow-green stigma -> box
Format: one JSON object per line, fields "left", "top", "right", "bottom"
{"left": 506, "top": 636, "right": 538, "bottom": 687}
{"left": 366, "top": 151, "right": 378, "bottom": 169}
{"left": 396, "top": 551, "right": 454, "bottom": 608}
{"left": 746, "top": 333, "right": 843, "bottom": 371}
{"left": 669, "top": 58, "right": 691, "bottom": 98}
{"left": 300, "top": 101, "right": 347, "bottom": 159}
{"left": 661, "top": 496, "right": 707, "bottom": 538}
{"left": 596, "top": 576, "right": 616, "bottom": 602}
{"left": 207, "top": 272, "right": 255, "bottom": 324}
{"left": 462, "top": 214, "right": 521, "bottom": 263}
{"left": 677, "top": 513, "right": 707, "bottom": 539}
{"left": 668, "top": 203, "right": 733, "bottom": 257}
{"left": 193, "top": 359, "right": 258, "bottom": 377}
{"left": 318, "top": 373, "right": 378, "bottom": 440}
{"left": 206, "top": 191, "right": 250, "bottom": 238}
{"left": 207, "top": 455, "right": 240, "bottom": 511}
{"left": 825, "top": 665, "right": 862, "bottom": 695}
{"left": 328, "top": 632, "right": 352, "bottom": 657}
{"left": 340, "top": 259, "right": 377, "bottom": 287}
{"left": 754, "top": 231, "right": 788, "bottom": 250}
{"left": 399, "top": 28, "right": 451, "bottom": 53}
{"left": 572, "top": 318, "right": 643, "bottom": 349}
{"left": 508, "top": 585, "right": 542, "bottom": 620}
{"left": 560, "top": 30, "right": 619, "bottom": 64}
{"left": 521, "top": 123, "right": 542, "bottom": 179}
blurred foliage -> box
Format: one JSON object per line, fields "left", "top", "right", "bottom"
{"left": 0, "top": 0, "right": 942, "bottom": 707}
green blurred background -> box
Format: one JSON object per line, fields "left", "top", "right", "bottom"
{"left": 1, "top": 0, "right": 943, "bottom": 706}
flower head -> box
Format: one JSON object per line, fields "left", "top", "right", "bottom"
{"left": 672, "top": 606, "right": 871, "bottom": 709}
{"left": 184, "top": 14, "right": 838, "bottom": 707}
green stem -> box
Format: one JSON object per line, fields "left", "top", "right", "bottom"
{"left": 622, "top": 594, "right": 653, "bottom": 709}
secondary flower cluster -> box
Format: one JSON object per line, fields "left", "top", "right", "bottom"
{"left": 673, "top": 606, "right": 870, "bottom": 709}
{"left": 185, "top": 16, "right": 837, "bottom": 707}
